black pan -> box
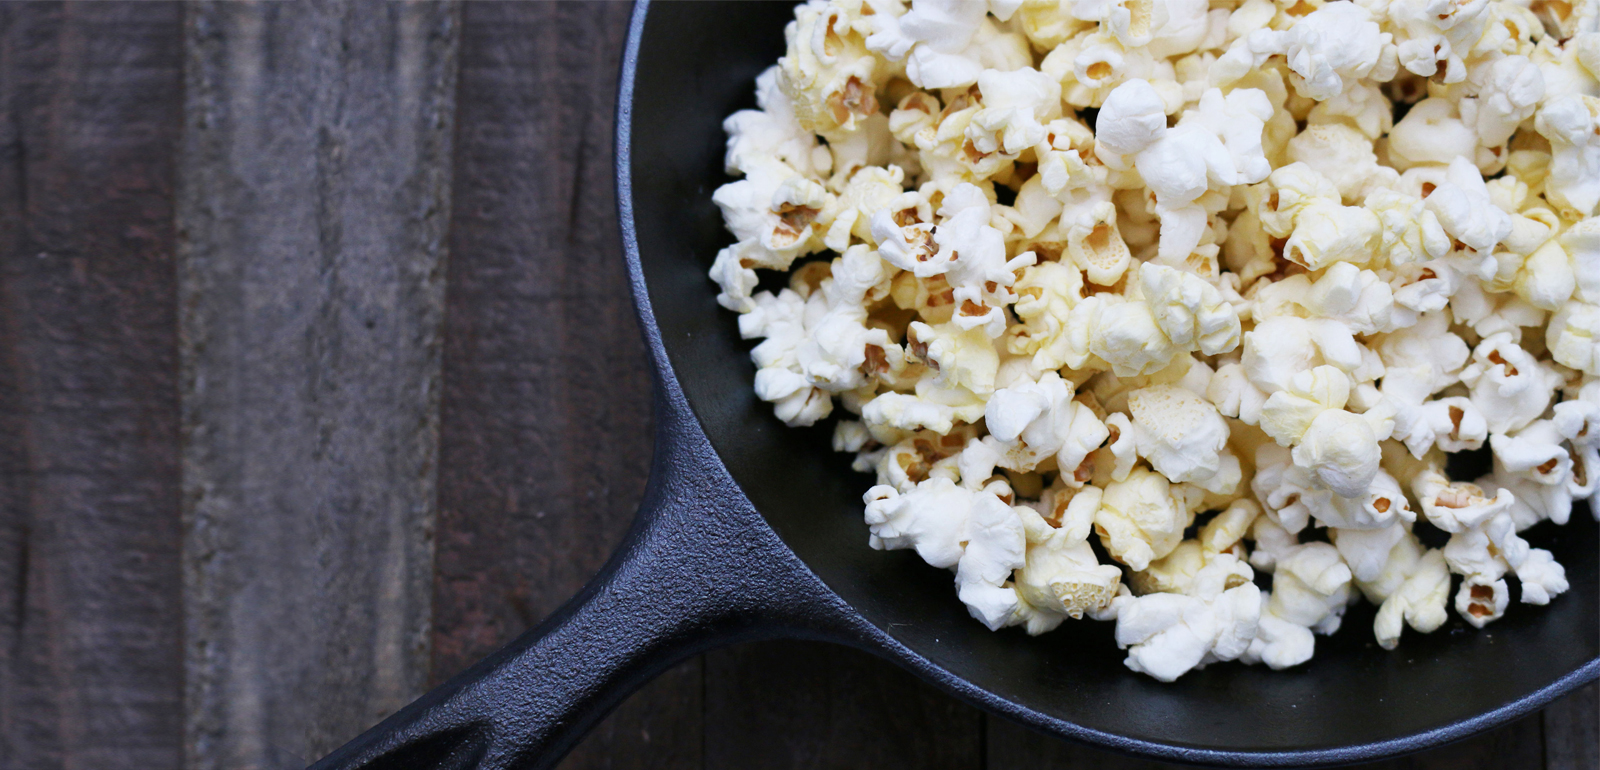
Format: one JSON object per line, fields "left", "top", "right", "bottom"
{"left": 312, "top": 2, "right": 1599, "bottom": 768}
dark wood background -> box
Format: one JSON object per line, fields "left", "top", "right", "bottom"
{"left": 0, "top": 2, "right": 1591, "bottom": 769}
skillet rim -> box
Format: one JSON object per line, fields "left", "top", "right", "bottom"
{"left": 613, "top": 1, "right": 1600, "bottom": 765}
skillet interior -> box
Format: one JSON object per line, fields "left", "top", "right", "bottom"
{"left": 625, "top": 0, "right": 1599, "bottom": 756}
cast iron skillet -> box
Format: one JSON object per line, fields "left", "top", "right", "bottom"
{"left": 312, "top": 2, "right": 1599, "bottom": 768}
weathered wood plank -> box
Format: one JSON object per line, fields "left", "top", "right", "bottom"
{"left": 177, "top": 1, "right": 457, "bottom": 766}
{"left": 1544, "top": 683, "right": 1598, "bottom": 770}
{"left": 435, "top": 3, "right": 699, "bottom": 769}
{"left": 704, "top": 641, "right": 985, "bottom": 769}
{"left": 0, "top": 4, "right": 186, "bottom": 768}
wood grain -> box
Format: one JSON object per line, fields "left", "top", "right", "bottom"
{"left": 434, "top": 3, "right": 700, "bottom": 769}
{"left": 703, "top": 641, "right": 984, "bottom": 770}
{"left": 0, "top": 4, "right": 185, "bottom": 768}
{"left": 1544, "top": 683, "right": 1598, "bottom": 770}
{"left": 0, "top": 1, "right": 1586, "bottom": 768}
{"left": 177, "top": 1, "right": 457, "bottom": 766}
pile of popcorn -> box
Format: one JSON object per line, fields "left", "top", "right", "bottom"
{"left": 709, "top": 0, "right": 1599, "bottom": 681}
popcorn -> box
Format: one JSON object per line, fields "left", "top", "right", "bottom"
{"left": 1426, "top": 157, "right": 1515, "bottom": 260}
{"left": 1287, "top": 123, "right": 1395, "bottom": 202}
{"left": 1103, "top": 82, "right": 1272, "bottom": 260}
{"left": 1410, "top": 465, "right": 1515, "bottom": 533}
{"left": 1096, "top": 466, "right": 1194, "bottom": 570}
{"left": 1013, "top": 502, "right": 1125, "bottom": 633}
{"left": 1365, "top": 189, "right": 1451, "bottom": 267}
{"left": 1127, "top": 384, "right": 1239, "bottom": 492}
{"left": 1460, "top": 333, "right": 1564, "bottom": 435}
{"left": 1380, "top": 0, "right": 1490, "bottom": 85}
{"left": 982, "top": 371, "right": 1110, "bottom": 472}
{"left": 724, "top": 67, "right": 830, "bottom": 179}
{"left": 1442, "top": 509, "right": 1570, "bottom": 625}
{"left": 1461, "top": 55, "right": 1545, "bottom": 150}
{"left": 717, "top": 0, "right": 1591, "bottom": 683}
{"left": 1386, "top": 99, "right": 1481, "bottom": 170}
{"left": 1214, "top": 2, "right": 1393, "bottom": 101}
{"left": 778, "top": 2, "right": 883, "bottom": 139}
{"left": 1355, "top": 533, "right": 1450, "bottom": 649}
{"left": 968, "top": 68, "right": 1064, "bottom": 157}
{"left": 1112, "top": 552, "right": 1262, "bottom": 681}
{"left": 869, "top": 0, "right": 1032, "bottom": 89}
{"left": 1252, "top": 524, "right": 1353, "bottom": 634}
{"left": 864, "top": 478, "right": 1027, "bottom": 629}
{"left": 1535, "top": 94, "right": 1600, "bottom": 219}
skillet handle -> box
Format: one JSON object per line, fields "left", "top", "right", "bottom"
{"left": 308, "top": 395, "right": 855, "bottom": 770}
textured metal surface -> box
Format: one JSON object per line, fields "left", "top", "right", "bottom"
{"left": 308, "top": 382, "right": 865, "bottom": 770}
{"left": 311, "top": 1, "right": 1599, "bottom": 768}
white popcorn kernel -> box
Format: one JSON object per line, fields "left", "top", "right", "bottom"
{"left": 1128, "top": 384, "right": 1237, "bottom": 491}
{"left": 1073, "top": 0, "right": 1168, "bottom": 48}
{"left": 1329, "top": 521, "right": 1407, "bottom": 584}
{"left": 1113, "top": 551, "right": 1262, "bottom": 681}
{"left": 1454, "top": 576, "right": 1509, "bottom": 628}
{"left": 968, "top": 68, "right": 1064, "bottom": 157}
{"left": 1485, "top": 464, "right": 1574, "bottom": 529}
{"left": 833, "top": 420, "right": 873, "bottom": 453}
{"left": 1241, "top": 608, "right": 1316, "bottom": 670}
{"left": 1491, "top": 420, "right": 1573, "bottom": 489}
{"left": 1207, "top": 362, "right": 1270, "bottom": 425}
{"left": 1385, "top": 0, "right": 1487, "bottom": 84}
{"left": 1564, "top": 219, "right": 1600, "bottom": 305}
{"left": 1514, "top": 239, "right": 1577, "bottom": 312}
{"left": 1461, "top": 333, "right": 1564, "bottom": 435}
{"left": 713, "top": 167, "right": 835, "bottom": 272}
{"left": 1140, "top": 262, "right": 1243, "bottom": 356}
{"left": 723, "top": 67, "right": 828, "bottom": 179}
{"left": 983, "top": 371, "right": 1110, "bottom": 473}
{"left": 1259, "top": 366, "right": 1390, "bottom": 499}
{"left": 1104, "top": 411, "right": 1140, "bottom": 482}
{"left": 1094, "top": 78, "right": 1171, "bottom": 157}
{"left": 778, "top": 3, "right": 884, "bottom": 139}
{"left": 1130, "top": 539, "right": 1207, "bottom": 595}
{"left": 1387, "top": 99, "right": 1480, "bottom": 171}
{"left": 1426, "top": 157, "right": 1514, "bottom": 261}
{"left": 1281, "top": 201, "right": 1383, "bottom": 272}
{"left": 1253, "top": 262, "right": 1396, "bottom": 334}
{"left": 1365, "top": 189, "right": 1450, "bottom": 268}
{"left": 1096, "top": 466, "right": 1193, "bottom": 570}
{"left": 1201, "top": 499, "right": 1261, "bottom": 556}
{"left": 710, "top": 244, "right": 762, "bottom": 313}
{"left": 1068, "top": 216, "right": 1134, "bottom": 287}
{"left": 863, "top": 477, "right": 1027, "bottom": 630}
{"left": 713, "top": 0, "right": 1596, "bottom": 682}
{"left": 1241, "top": 316, "right": 1362, "bottom": 395}
{"left": 1287, "top": 123, "right": 1393, "bottom": 202}
{"left": 1257, "top": 2, "right": 1390, "bottom": 101}
{"left": 1013, "top": 504, "right": 1125, "bottom": 633}
{"left": 1411, "top": 466, "right": 1514, "bottom": 534}
{"left": 1461, "top": 54, "right": 1545, "bottom": 150}
{"left": 1361, "top": 536, "right": 1450, "bottom": 650}
{"left": 1265, "top": 541, "right": 1353, "bottom": 633}
{"left": 1534, "top": 95, "right": 1600, "bottom": 220}
{"left": 1515, "top": 548, "right": 1571, "bottom": 605}
{"left": 1308, "top": 81, "right": 1394, "bottom": 141}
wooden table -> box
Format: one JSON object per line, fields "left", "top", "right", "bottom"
{"left": 0, "top": 2, "right": 1592, "bottom": 768}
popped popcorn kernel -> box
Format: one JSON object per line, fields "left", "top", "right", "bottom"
{"left": 713, "top": 0, "right": 1594, "bottom": 682}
